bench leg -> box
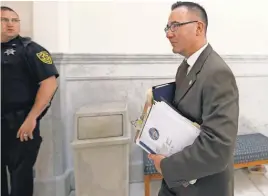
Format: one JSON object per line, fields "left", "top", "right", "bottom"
{"left": 144, "top": 175, "right": 151, "bottom": 196}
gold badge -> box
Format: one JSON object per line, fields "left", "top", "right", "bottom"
{"left": 36, "top": 51, "right": 53, "bottom": 64}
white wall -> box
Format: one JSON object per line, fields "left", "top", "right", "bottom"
{"left": 32, "top": 1, "right": 69, "bottom": 53}
{"left": 30, "top": 0, "right": 268, "bottom": 55}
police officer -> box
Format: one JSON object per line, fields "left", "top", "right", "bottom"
{"left": 1, "top": 6, "right": 59, "bottom": 196}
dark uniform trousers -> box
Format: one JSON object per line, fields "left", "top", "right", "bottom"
{"left": 1, "top": 109, "right": 42, "bottom": 196}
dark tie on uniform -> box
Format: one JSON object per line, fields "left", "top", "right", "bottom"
{"left": 176, "top": 59, "right": 190, "bottom": 87}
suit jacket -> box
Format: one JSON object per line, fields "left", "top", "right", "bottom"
{"left": 159, "top": 44, "right": 239, "bottom": 196}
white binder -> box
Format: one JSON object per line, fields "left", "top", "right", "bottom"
{"left": 135, "top": 100, "right": 201, "bottom": 157}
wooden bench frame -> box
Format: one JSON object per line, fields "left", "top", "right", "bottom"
{"left": 144, "top": 160, "right": 268, "bottom": 196}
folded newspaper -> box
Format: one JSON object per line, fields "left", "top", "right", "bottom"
{"left": 133, "top": 89, "right": 201, "bottom": 157}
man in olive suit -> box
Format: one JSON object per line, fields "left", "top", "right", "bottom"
{"left": 149, "top": 2, "right": 239, "bottom": 196}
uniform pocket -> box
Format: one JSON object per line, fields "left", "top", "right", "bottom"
{"left": 26, "top": 135, "right": 42, "bottom": 166}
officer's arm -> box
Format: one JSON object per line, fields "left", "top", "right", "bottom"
{"left": 26, "top": 43, "right": 59, "bottom": 119}
{"left": 28, "top": 76, "right": 58, "bottom": 119}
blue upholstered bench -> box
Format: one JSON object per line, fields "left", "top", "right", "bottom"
{"left": 143, "top": 133, "right": 268, "bottom": 196}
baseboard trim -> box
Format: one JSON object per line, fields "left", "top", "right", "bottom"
{"left": 33, "top": 169, "right": 73, "bottom": 196}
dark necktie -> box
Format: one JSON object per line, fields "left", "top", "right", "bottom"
{"left": 176, "top": 60, "right": 189, "bottom": 87}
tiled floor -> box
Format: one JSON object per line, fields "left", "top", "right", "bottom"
{"left": 130, "top": 168, "right": 268, "bottom": 196}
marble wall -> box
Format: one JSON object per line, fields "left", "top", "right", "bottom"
{"left": 34, "top": 53, "right": 268, "bottom": 196}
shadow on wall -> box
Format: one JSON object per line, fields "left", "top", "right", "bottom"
{"left": 238, "top": 116, "right": 259, "bottom": 135}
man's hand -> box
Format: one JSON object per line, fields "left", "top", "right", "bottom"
{"left": 148, "top": 154, "right": 166, "bottom": 174}
{"left": 17, "top": 116, "right": 36, "bottom": 142}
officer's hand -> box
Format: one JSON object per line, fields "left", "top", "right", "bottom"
{"left": 17, "top": 116, "right": 36, "bottom": 142}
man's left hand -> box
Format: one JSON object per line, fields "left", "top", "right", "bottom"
{"left": 148, "top": 154, "right": 166, "bottom": 174}
{"left": 17, "top": 116, "right": 36, "bottom": 142}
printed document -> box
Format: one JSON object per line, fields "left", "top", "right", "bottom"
{"left": 136, "top": 101, "right": 200, "bottom": 157}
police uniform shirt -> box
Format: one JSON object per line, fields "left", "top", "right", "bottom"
{"left": 1, "top": 35, "right": 59, "bottom": 112}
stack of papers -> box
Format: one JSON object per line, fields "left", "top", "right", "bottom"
{"left": 135, "top": 101, "right": 200, "bottom": 157}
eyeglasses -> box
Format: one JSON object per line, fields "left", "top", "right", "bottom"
{"left": 164, "top": 21, "right": 198, "bottom": 33}
{"left": 1, "top": 17, "right": 20, "bottom": 23}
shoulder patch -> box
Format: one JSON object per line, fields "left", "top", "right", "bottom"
{"left": 36, "top": 51, "right": 53, "bottom": 64}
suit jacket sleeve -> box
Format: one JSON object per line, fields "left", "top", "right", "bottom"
{"left": 160, "top": 67, "right": 239, "bottom": 188}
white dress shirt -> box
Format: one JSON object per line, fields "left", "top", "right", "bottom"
{"left": 185, "top": 42, "right": 209, "bottom": 74}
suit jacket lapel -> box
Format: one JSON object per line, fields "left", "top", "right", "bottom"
{"left": 174, "top": 44, "right": 213, "bottom": 104}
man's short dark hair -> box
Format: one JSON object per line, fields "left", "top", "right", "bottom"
{"left": 171, "top": 1, "right": 208, "bottom": 32}
{"left": 1, "top": 6, "right": 18, "bottom": 15}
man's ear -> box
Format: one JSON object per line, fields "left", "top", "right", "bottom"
{"left": 196, "top": 21, "right": 205, "bottom": 36}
